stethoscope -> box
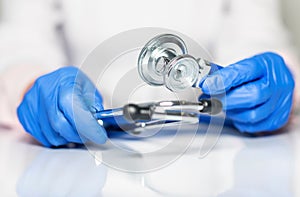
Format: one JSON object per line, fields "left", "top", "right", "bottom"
{"left": 95, "top": 34, "right": 223, "bottom": 132}
{"left": 138, "top": 34, "right": 216, "bottom": 92}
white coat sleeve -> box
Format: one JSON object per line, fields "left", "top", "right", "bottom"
{"left": 0, "top": 0, "right": 67, "bottom": 128}
{"left": 214, "top": 0, "right": 300, "bottom": 110}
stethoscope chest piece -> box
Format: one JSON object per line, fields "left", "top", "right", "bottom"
{"left": 138, "top": 34, "right": 188, "bottom": 87}
{"left": 138, "top": 34, "right": 212, "bottom": 92}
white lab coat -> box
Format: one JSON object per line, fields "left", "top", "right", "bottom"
{"left": 0, "top": 0, "right": 299, "bottom": 127}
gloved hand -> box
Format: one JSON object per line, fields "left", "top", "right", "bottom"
{"left": 17, "top": 66, "right": 107, "bottom": 147}
{"left": 200, "top": 52, "right": 295, "bottom": 133}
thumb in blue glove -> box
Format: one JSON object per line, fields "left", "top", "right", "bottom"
{"left": 17, "top": 66, "right": 107, "bottom": 147}
{"left": 199, "top": 52, "right": 295, "bottom": 133}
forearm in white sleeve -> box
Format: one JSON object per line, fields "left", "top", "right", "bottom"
{"left": 214, "top": 0, "right": 300, "bottom": 110}
{"left": 0, "top": 0, "right": 67, "bottom": 128}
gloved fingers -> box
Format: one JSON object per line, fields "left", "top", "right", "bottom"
{"left": 94, "top": 90, "right": 104, "bottom": 109}
{"left": 17, "top": 99, "right": 51, "bottom": 147}
{"left": 52, "top": 118, "right": 83, "bottom": 143}
{"left": 48, "top": 105, "right": 83, "bottom": 143}
{"left": 58, "top": 87, "right": 107, "bottom": 144}
{"left": 209, "top": 63, "right": 224, "bottom": 74}
{"left": 73, "top": 71, "right": 104, "bottom": 112}
{"left": 232, "top": 93, "right": 293, "bottom": 133}
{"left": 17, "top": 109, "right": 51, "bottom": 147}
{"left": 226, "top": 96, "right": 278, "bottom": 124}
{"left": 69, "top": 95, "right": 107, "bottom": 144}
{"left": 84, "top": 89, "right": 104, "bottom": 113}
{"left": 219, "top": 78, "right": 271, "bottom": 110}
{"left": 39, "top": 124, "right": 69, "bottom": 147}
{"left": 200, "top": 58, "right": 265, "bottom": 95}
{"left": 38, "top": 106, "right": 69, "bottom": 147}
{"left": 76, "top": 69, "right": 103, "bottom": 104}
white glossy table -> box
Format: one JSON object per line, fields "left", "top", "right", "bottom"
{"left": 1, "top": 114, "right": 300, "bottom": 197}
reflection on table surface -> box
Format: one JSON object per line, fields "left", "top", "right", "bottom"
{"left": 0, "top": 115, "right": 300, "bottom": 196}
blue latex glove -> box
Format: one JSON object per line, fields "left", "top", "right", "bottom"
{"left": 199, "top": 52, "right": 295, "bottom": 133}
{"left": 17, "top": 66, "right": 107, "bottom": 147}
